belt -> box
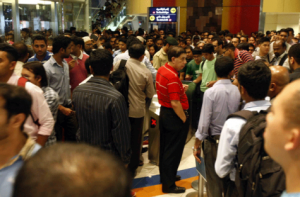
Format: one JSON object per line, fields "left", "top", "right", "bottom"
{"left": 206, "top": 135, "right": 220, "bottom": 144}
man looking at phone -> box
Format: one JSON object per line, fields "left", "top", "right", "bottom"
{"left": 193, "top": 57, "right": 240, "bottom": 197}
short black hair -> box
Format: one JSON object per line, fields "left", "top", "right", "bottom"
{"left": 89, "top": 49, "right": 113, "bottom": 76}
{"left": 211, "top": 37, "right": 223, "bottom": 47}
{"left": 286, "top": 27, "right": 294, "bottom": 35}
{"left": 126, "top": 36, "right": 140, "bottom": 48}
{"left": 232, "top": 37, "right": 240, "bottom": 42}
{"left": 99, "top": 36, "right": 107, "bottom": 42}
{"left": 22, "top": 62, "right": 48, "bottom": 87}
{"left": 180, "top": 40, "right": 187, "bottom": 45}
{"left": 129, "top": 43, "right": 145, "bottom": 59}
{"left": 202, "top": 44, "right": 214, "bottom": 54}
{"left": 12, "top": 42, "right": 28, "bottom": 61}
{"left": 266, "top": 31, "right": 271, "bottom": 35}
{"left": 32, "top": 35, "right": 47, "bottom": 45}
{"left": 226, "top": 33, "right": 233, "bottom": 38}
{"left": 167, "top": 46, "right": 186, "bottom": 61}
{"left": 241, "top": 35, "right": 248, "bottom": 41}
{"left": 103, "top": 42, "right": 112, "bottom": 50}
{"left": 224, "top": 43, "right": 235, "bottom": 51}
{"left": 0, "top": 43, "right": 18, "bottom": 62}
{"left": 21, "top": 28, "right": 29, "bottom": 34}
{"left": 52, "top": 36, "right": 72, "bottom": 54}
{"left": 215, "top": 56, "right": 234, "bottom": 78}
{"left": 13, "top": 143, "right": 131, "bottom": 197}
{"left": 279, "top": 29, "right": 289, "bottom": 35}
{"left": 185, "top": 46, "right": 193, "bottom": 51}
{"left": 248, "top": 43, "right": 255, "bottom": 49}
{"left": 237, "top": 43, "right": 249, "bottom": 51}
{"left": 288, "top": 44, "right": 300, "bottom": 65}
{"left": 258, "top": 37, "right": 270, "bottom": 45}
{"left": 192, "top": 48, "right": 202, "bottom": 55}
{"left": 0, "top": 83, "right": 32, "bottom": 131}
{"left": 238, "top": 60, "right": 271, "bottom": 100}
{"left": 118, "top": 38, "right": 127, "bottom": 45}
{"left": 70, "top": 26, "right": 76, "bottom": 32}
{"left": 218, "top": 31, "right": 226, "bottom": 36}
{"left": 72, "top": 36, "right": 84, "bottom": 48}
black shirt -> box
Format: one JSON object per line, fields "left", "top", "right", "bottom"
{"left": 290, "top": 67, "right": 300, "bottom": 82}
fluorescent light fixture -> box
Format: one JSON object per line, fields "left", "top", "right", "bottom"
{"left": 19, "top": 0, "right": 52, "bottom": 5}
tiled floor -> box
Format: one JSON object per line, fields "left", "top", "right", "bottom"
{"left": 133, "top": 137, "right": 207, "bottom": 197}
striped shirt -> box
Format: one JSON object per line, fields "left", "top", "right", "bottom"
{"left": 234, "top": 50, "right": 254, "bottom": 76}
{"left": 72, "top": 77, "right": 131, "bottom": 164}
{"left": 156, "top": 63, "right": 189, "bottom": 110}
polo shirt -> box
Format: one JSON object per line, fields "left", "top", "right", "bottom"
{"left": 156, "top": 63, "right": 189, "bottom": 110}
{"left": 27, "top": 51, "right": 52, "bottom": 63}
{"left": 199, "top": 58, "right": 217, "bottom": 92}
{"left": 186, "top": 59, "right": 201, "bottom": 80}
{"left": 234, "top": 50, "right": 254, "bottom": 76}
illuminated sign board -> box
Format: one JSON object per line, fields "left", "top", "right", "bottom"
{"left": 149, "top": 7, "right": 177, "bottom": 22}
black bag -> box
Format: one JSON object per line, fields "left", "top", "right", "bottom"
{"left": 109, "top": 60, "right": 129, "bottom": 108}
{"left": 227, "top": 110, "right": 285, "bottom": 197}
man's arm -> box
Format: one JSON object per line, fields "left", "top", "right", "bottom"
{"left": 153, "top": 55, "right": 161, "bottom": 70}
{"left": 193, "top": 73, "right": 202, "bottom": 84}
{"left": 171, "top": 100, "right": 186, "bottom": 123}
{"left": 111, "top": 96, "right": 132, "bottom": 164}
{"left": 145, "top": 72, "right": 156, "bottom": 99}
{"left": 143, "top": 56, "right": 157, "bottom": 82}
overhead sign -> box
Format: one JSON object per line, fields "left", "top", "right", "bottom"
{"left": 149, "top": 7, "right": 177, "bottom": 22}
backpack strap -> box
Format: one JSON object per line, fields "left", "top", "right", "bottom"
{"left": 279, "top": 54, "right": 288, "bottom": 66}
{"left": 119, "top": 59, "right": 127, "bottom": 70}
{"left": 200, "top": 59, "right": 206, "bottom": 71}
{"left": 18, "top": 77, "right": 28, "bottom": 87}
{"left": 227, "top": 110, "right": 258, "bottom": 121}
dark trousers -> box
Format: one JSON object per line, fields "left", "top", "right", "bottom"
{"left": 159, "top": 106, "right": 189, "bottom": 189}
{"left": 203, "top": 136, "right": 238, "bottom": 197}
{"left": 55, "top": 106, "right": 78, "bottom": 142}
{"left": 192, "top": 90, "right": 204, "bottom": 129}
{"left": 128, "top": 117, "right": 144, "bottom": 177}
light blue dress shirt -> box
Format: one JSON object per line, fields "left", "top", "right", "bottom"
{"left": 281, "top": 192, "right": 300, "bottom": 197}
{"left": 112, "top": 49, "right": 122, "bottom": 58}
{"left": 43, "top": 56, "right": 71, "bottom": 106}
{"left": 195, "top": 79, "right": 241, "bottom": 141}
{"left": 215, "top": 100, "right": 271, "bottom": 181}
{"left": 113, "top": 50, "right": 157, "bottom": 82}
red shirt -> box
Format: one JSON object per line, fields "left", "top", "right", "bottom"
{"left": 234, "top": 50, "right": 254, "bottom": 76}
{"left": 65, "top": 53, "right": 89, "bottom": 92}
{"left": 156, "top": 63, "right": 189, "bottom": 110}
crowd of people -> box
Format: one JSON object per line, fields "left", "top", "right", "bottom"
{"left": 0, "top": 24, "right": 300, "bottom": 197}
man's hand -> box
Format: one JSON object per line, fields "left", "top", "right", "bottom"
{"left": 60, "top": 106, "right": 74, "bottom": 116}
{"left": 182, "top": 84, "right": 189, "bottom": 92}
{"left": 68, "top": 59, "right": 77, "bottom": 70}
{"left": 206, "top": 80, "right": 217, "bottom": 87}
{"left": 193, "top": 138, "right": 202, "bottom": 164}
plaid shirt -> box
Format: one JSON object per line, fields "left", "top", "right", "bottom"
{"left": 42, "top": 86, "right": 59, "bottom": 146}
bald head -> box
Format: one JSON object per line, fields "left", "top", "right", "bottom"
{"left": 268, "top": 66, "right": 290, "bottom": 99}
{"left": 273, "top": 40, "right": 286, "bottom": 57}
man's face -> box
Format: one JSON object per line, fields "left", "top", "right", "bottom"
{"left": 156, "top": 40, "right": 163, "bottom": 49}
{"left": 84, "top": 40, "right": 93, "bottom": 53}
{"left": 173, "top": 53, "right": 187, "bottom": 71}
{"left": 180, "top": 42, "right": 187, "bottom": 49}
{"left": 21, "top": 31, "right": 27, "bottom": 38}
{"left": 203, "top": 33, "right": 209, "bottom": 39}
{"left": 273, "top": 43, "right": 286, "bottom": 57}
{"left": 260, "top": 41, "right": 270, "bottom": 55}
{"left": 62, "top": 42, "right": 73, "bottom": 58}
{"left": 223, "top": 49, "right": 234, "bottom": 60}
{"left": 21, "top": 68, "right": 39, "bottom": 87}
{"left": 249, "top": 46, "right": 255, "bottom": 54}
{"left": 225, "top": 36, "right": 232, "bottom": 42}
{"left": 197, "top": 43, "right": 205, "bottom": 50}
{"left": 248, "top": 37, "right": 255, "bottom": 44}
{"left": 0, "top": 51, "right": 15, "bottom": 78}
{"left": 194, "top": 38, "right": 199, "bottom": 44}
{"left": 72, "top": 44, "right": 81, "bottom": 55}
{"left": 231, "top": 38, "right": 239, "bottom": 47}
{"left": 146, "top": 39, "right": 154, "bottom": 47}
{"left": 240, "top": 37, "right": 247, "bottom": 43}
{"left": 202, "top": 52, "right": 213, "bottom": 61}
{"left": 128, "top": 30, "right": 133, "bottom": 36}
{"left": 280, "top": 32, "right": 288, "bottom": 42}
{"left": 118, "top": 41, "right": 127, "bottom": 52}
{"left": 186, "top": 39, "right": 192, "bottom": 45}
{"left": 185, "top": 49, "right": 193, "bottom": 59}
{"left": 159, "top": 30, "right": 164, "bottom": 35}
{"left": 0, "top": 96, "right": 10, "bottom": 140}
{"left": 212, "top": 40, "right": 219, "bottom": 53}
{"left": 193, "top": 54, "right": 202, "bottom": 64}
{"left": 114, "top": 40, "right": 119, "bottom": 50}
{"left": 110, "top": 38, "right": 116, "bottom": 48}
{"left": 271, "top": 32, "right": 275, "bottom": 36}
{"left": 7, "top": 35, "right": 14, "bottom": 42}
{"left": 208, "top": 35, "right": 214, "bottom": 43}
{"left": 32, "top": 40, "right": 47, "bottom": 57}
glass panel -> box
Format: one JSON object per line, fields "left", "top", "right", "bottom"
{"left": 3, "top": 2, "right": 12, "bottom": 33}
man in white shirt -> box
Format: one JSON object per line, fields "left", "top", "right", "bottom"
{"left": 12, "top": 42, "right": 29, "bottom": 76}
{"left": 0, "top": 44, "right": 54, "bottom": 146}
{"left": 270, "top": 40, "right": 289, "bottom": 70}
{"left": 215, "top": 60, "right": 272, "bottom": 196}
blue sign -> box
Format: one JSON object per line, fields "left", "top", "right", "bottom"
{"left": 149, "top": 7, "right": 177, "bottom": 22}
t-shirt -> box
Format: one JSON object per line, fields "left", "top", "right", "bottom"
{"left": 186, "top": 59, "right": 201, "bottom": 80}
{"left": 180, "top": 58, "right": 192, "bottom": 74}
{"left": 199, "top": 58, "right": 217, "bottom": 92}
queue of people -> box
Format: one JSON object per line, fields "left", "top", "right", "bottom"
{"left": 0, "top": 25, "right": 300, "bottom": 197}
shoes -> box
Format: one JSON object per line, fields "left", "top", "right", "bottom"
{"left": 138, "top": 160, "right": 144, "bottom": 166}
{"left": 176, "top": 175, "right": 181, "bottom": 181}
{"left": 162, "top": 186, "right": 186, "bottom": 193}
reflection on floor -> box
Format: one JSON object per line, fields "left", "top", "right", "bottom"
{"left": 133, "top": 137, "right": 206, "bottom": 197}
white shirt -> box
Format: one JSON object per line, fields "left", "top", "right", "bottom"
{"left": 215, "top": 100, "right": 271, "bottom": 181}
{"left": 7, "top": 73, "right": 54, "bottom": 139}
{"left": 14, "top": 61, "right": 24, "bottom": 77}
{"left": 79, "top": 75, "right": 93, "bottom": 85}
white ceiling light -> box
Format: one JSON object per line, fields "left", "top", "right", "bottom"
{"left": 19, "top": 0, "right": 52, "bottom": 5}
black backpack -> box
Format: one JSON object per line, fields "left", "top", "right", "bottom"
{"left": 109, "top": 60, "right": 129, "bottom": 108}
{"left": 227, "top": 110, "right": 285, "bottom": 197}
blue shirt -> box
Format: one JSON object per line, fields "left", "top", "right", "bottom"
{"left": 195, "top": 79, "right": 241, "bottom": 141}
{"left": 0, "top": 138, "right": 41, "bottom": 197}
{"left": 43, "top": 56, "right": 71, "bottom": 106}
{"left": 27, "top": 51, "right": 53, "bottom": 63}
{"left": 281, "top": 192, "right": 300, "bottom": 197}
{"left": 112, "top": 49, "right": 122, "bottom": 58}
{"left": 215, "top": 100, "right": 271, "bottom": 181}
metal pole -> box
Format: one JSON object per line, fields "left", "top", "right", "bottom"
{"left": 51, "top": 1, "right": 58, "bottom": 36}
{"left": 258, "top": 0, "right": 266, "bottom": 33}
{"left": 12, "top": 0, "right": 20, "bottom": 42}
{"left": 177, "top": 7, "right": 180, "bottom": 36}
{"left": 0, "top": 2, "right": 5, "bottom": 36}
{"left": 84, "top": 0, "right": 89, "bottom": 33}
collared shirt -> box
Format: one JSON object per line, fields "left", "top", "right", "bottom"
{"left": 114, "top": 58, "right": 155, "bottom": 118}
{"left": 281, "top": 191, "right": 300, "bottom": 197}
{"left": 199, "top": 58, "right": 217, "bottom": 92}
{"left": 14, "top": 61, "right": 24, "bottom": 77}
{"left": 44, "top": 56, "right": 71, "bottom": 106}
{"left": 270, "top": 52, "right": 290, "bottom": 70}
{"left": 156, "top": 63, "right": 189, "bottom": 110}
{"left": 215, "top": 100, "right": 271, "bottom": 181}
{"left": 269, "top": 41, "right": 291, "bottom": 57}
{"left": 42, "top": 86, "right": 59, "bottom": 146}
{"left": 113, "top": 49, "right": 123, "bottom": 58}
{"left": 234, "top": 50, "right": 254, "bottom": 76}
{"left": 27, "top": 51, "right": 53, "bottom": 63}
{"left": 65, "top": 52, "right": 89, "bottom": 92}
{"left": 254, "top": 54, "right": 271, "bottom": 63}
{"left": 79, "top": 75, "right": 93, "bottom": 86}
{"left": 72, "top": 77, "right": 131, "bottom": 164}
{"left": 153, "top": 48, "right": 168, "bottom": 70}
{"left": 195, "top": 79, "right": 240, "bottom": 141}
{"left": 113, "top": 50, "right": 157, "bottom": 83}
{"left": 290, "top": 67, "right": 300, "bottom": 82}
{"left": 7, "top": 73, "right": 54, "bottom": 138}
{"left": 0, "top": 137, "right": 41, "bottom": 197}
